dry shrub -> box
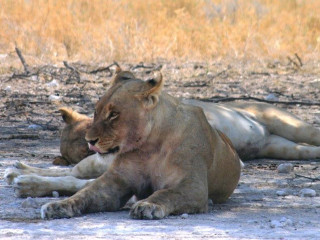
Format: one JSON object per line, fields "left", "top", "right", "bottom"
{"left": 0, "top": 0, "right": 319, "bottom": 63}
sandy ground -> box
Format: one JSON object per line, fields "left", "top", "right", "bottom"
{"left": 0, "top": 58, "right": 320, "bottom": 239}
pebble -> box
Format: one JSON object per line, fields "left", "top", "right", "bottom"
{"left": 181, "top": 213, "right": 189, "bottom": 219}
{"left": 28, "top": 124, "right": 42, "bottom": 130}
{"left": 52, "top": 191, "right": 59, "bottom": 198}
{"left": 46, "top": 79, "right": 59, "bottom": 88}
{"left": 48, "top": 95, "right": 61, "bottom": 102}
{"left": 276, "top": 190, "right": 288, "bottom": 196}
{"left": 270, "top": 220, "right": 282, "bottom": 228}
{"left": 265, "top": 93, "right": 279, "bottom": 101}
{"left": 280, "top": 217, "right": 293, "bottom": 226}
{"left": 300, "top": 188, "right": 316, "bottom": 197}
{"left": 4, "top": 86, "right": 11, "bottom": 92}
{"left": 207, "top": 72, "right": 214, "bottom": 78}
{"left": 21, "top": 197, "right": 38, "bottom": 208}
{"left": 277, "top": 163, "right": 293, "bottom": 173}
{"left": 31, "top": 75, "right": 38, "bottom": 81}
{"left": 270, "top": 217, "right": 293, "bottom": 228}
{"left": 310, "top": 79, "right": 320, "bottom": 88}
{"left": 0, "top": 53, "right": 8, "bottom": 59}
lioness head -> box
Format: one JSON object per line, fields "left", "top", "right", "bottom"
{"left": 53, "top": 108, "right": 94, "bottom": 165}
{"left": 85, "top": 67, "right": 163, "bottom": 155}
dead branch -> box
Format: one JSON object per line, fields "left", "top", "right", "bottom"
{"left": 63, "top": 61, "right": 79, "bottom": 73}
{"left": 295, "top": 174, "right": 320, "bottom": 182}
{"left": 63, "top": 61, "right": 81, "bottom": 83}
{"left": 200, "top": 96, "right": 320, "bottom": 106}
{"left": 88, "top": 61, "right": 119, "bottom": 74}
{"left": 0, "top": 134, "right": 40, "bottom": 140}
{"left": 26, "top": 117, "right": 58, "bottom": 131}
{"left": 209, "top": 65, "right": 232, "bottom": 79}
{"left": 287, "top": 56, "right": 300, "bottom": 69}
{"left": 131, "top": 63, "right": 156, "bottom": 71}
{"left": 295, "top": 53, "right": 303, "bottom": 67}
{"left": 15, "top": 47, "right": 30, "bottom": 74}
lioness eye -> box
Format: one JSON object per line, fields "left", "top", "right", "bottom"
{"left": 108, "top": 111, "right": 119, "bottom": 121}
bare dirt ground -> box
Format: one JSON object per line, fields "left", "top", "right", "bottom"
{"left": 0, "top": 57, "right": 320, "bottom": 239}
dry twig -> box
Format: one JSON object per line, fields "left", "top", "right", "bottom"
{"left": 15, "top": 47, "right": 30, "bottom": 74}
{"left": 295, "top": 174, "right": 320, "bottom": 182}
{"left": 201, "top": 96, "right": 320, "bottom": 106}
{"left": 287, "top": 56, "right": 301, "bottom": 69}
{"left": 88, "top": 61, "right": 119, "bottom": 74}
{"left": 294, "top": 53, "right": 303, "bottom": 67}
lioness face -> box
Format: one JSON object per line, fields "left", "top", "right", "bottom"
{"left": 56, "top": 108, "right": 94, "bottom": 165}
{"left": 85, "top": 69, "right": 162, "bottom": 155}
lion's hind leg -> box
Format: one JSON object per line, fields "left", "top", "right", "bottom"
{"left": 258, "top": 135, "right": 320, "bottom": 160}
{"left": 251, "top": 105, "right": 320, "bottom": 146}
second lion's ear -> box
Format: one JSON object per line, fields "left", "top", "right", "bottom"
{"left": 135, "top": 71, "right": 163, "bottom": 109}
{"left": 59, "top": 108, "right": 89, "bottom": 124}
{"left": 111, "top": 66, "right": 135, "bottom": 86}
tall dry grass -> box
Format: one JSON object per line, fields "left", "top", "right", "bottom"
{"left": 0, "top": 0, "right": 319, "bottom": 63}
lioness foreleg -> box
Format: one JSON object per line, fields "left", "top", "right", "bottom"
{"left": 4, "top": 153, "right": 113, "bottom": 185}
{"left": 130, "top": 182, "right": 208, "bottom": 220}
{"left": 41, "top": 171, "right": 132, "bottom": 219}
{"left": 4, "top": 161, "right": 72, "bottom": 184}
{"left": 12, "top": 175, "right": 94, "bottom": 197}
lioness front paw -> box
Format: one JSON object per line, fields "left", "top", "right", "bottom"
{"left": 41, "top": 200, "right": 80, "bottom": 219}
{"left": 4, "top": 167, "right": 22, "bottom": 185}
{"left": 130, "top": 201, "right": 167, "bottom": 220}
{"left": 4, "top": 162, "right": 32, "bottom": 185}
{"left": 13, "top": 175, "right": 50, "bottom": 198}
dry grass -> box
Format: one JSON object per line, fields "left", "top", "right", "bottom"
{"left": 0, "top": 0, "right": 319, "bottom": 63}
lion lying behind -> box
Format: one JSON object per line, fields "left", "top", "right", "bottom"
{"left": 5, "top": 68, "right": 320, "bottom": 219}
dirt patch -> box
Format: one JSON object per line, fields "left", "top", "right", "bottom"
{"left": 0, "top": 59, "right": 320, "bottom": 239}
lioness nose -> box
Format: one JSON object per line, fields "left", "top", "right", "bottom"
{"left": 88, "top": 138, "right": 98, "bottom": 146}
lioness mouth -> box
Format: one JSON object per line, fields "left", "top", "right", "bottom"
{"left": 105, "top": 146, "right": 120, "bottom": 154}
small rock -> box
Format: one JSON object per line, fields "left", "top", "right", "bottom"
{"left": 48, "top": 95, "right": 61, "bottom": 102}
{"left": 310, "top": 79, "right": 320, "bottom": 88}
{"left": 270, "top": 220, "right": 282, "bottom": 228}
{"left": 181, "top": 213, "right": 189, "bottom": 219}
{"left": 277, "top": 163, "right": 293, "bottom": 173}
{"left": 52, "top": 191, "right": 59, "bottom": 198}
{"left": 276, "top": 190, "right": 288, "bottom": 196}
{"left": 46, "top": 79, "right": 59, "bottom": 88}
{"left": 28, "top": 124, "right": 42, "bottom": 130}
{"left": 21, "top": 197, "right": 38, "bottom": 208}
{"left": 0, "top": 53, "right": 8, "bottom": 59}
{"left": 207, "top": 72, "right": 214, "bottom": 78}
{"left": 4, "top": 86, "right": 11, "bottom": 92}
{"left": 31, "top": 75, "right": 38, "bottom": 81}
{"left": 265, "top": 93, "right": 279, "bottom": 101}
{"left": 300, "top": 188, "right": 316, "bottom": 197}
{"left": 277, "top": 180, "right": 289, "bottom": 188}
{"left": 280, "top": 217, "right": 293, "bottom": 226}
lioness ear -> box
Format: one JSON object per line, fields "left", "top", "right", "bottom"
{"left": 59, "top": 107, "right": 89, "bottom": 124}
{"left": 136, "top": 71, "right": 163, "bottom": 109}
{"left": 111, "top": 66, "right": 135, "bottom": 86}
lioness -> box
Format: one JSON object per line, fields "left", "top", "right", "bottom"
{"left": 52, "top": 107, "right": 94, "bottom": 166}
{"left": 6, "top": 68, "right": 241, "bottom": 219}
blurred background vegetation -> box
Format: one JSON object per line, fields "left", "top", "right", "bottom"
{"left": 0, "top": 0, "right": 319, "bottom": 63}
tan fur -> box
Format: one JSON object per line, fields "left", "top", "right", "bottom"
{"left": 53, "top": 107, "right": 94, "bottom": 165}
{"left": 37, "top": 69, "right": 241, "bottom": 219}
